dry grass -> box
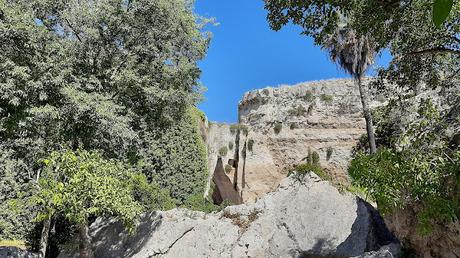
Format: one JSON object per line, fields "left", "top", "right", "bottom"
{"left": 0, "top": 239, "right": 26, "bottom": 249}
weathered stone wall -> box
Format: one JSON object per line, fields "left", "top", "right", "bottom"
{"left": 205, "top": 79, "right": 384, "bottom": 202}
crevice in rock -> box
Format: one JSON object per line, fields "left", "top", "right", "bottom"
{"left": 150, "top": 227, "right": 195, "bottom": 257}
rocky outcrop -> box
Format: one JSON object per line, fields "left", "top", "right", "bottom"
{"left": 58, "top": 173, "right": 399, "bottom": 258}
{"left": 212, "top": 157, "right": 242, "bottom": 205}
{"left": 384, "top": 206, "right": 460, "bottom": 258}
{"left": 0, "top": 247, "right": 37, "bottom": 258}
{"left": 206, "top": 79, "right": 384, "bottom": 202}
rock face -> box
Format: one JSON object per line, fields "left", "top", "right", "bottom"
{"left": 60, "top": 173, "right": 399, "bottom": 258}
{"left": 206, "top": 79, "right": 384, "bottom": 202}
{"left": 0, "top": 247, "right": 37, "bottom": 258}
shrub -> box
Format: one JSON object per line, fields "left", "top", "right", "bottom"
{"left": 247, "top": 139, "right": 255, "bottom": 152}
{"left": 326, "top": 147, "right": 333, "bottom": 161}
{"left": 230, "top": 124, "right": 249, "bottom": 136}
{"left": 307, "top": 104, "right": 314, "bottom": 115}
{"left": 240, "top": 125, "right": 249, "bottom": 136}
{"left": 218, "top": 146, "right": 228, "bottom": 157}
{"left": 141, "top": 107, "right": 209, "bottom": 204}
{"left": 290, "top": 123, "right": 297, "bottom": 130}
{"left": 229, "top": 124, "right": 238, "bottom": 134}
{"left": 320, "top": 94, "right": 333, "bottom": 103}
{"left": 312, "top": 151, "right": 320, "bottom": 165}
{"left": 228, "top": 141, "right": 234, "bottom": 150}
{"left": 303, "top": 90, "right": 316, "bottom": 102}
{"left": 349, "top": 149, "right": 460, "bottom": 233}
{"left": 288, "top": 163, "right": 329, "bottom": 181}
{"left": 288, "top": 105, "right": 307, "bottom": 116}
{"left": 225, "top": 164, "right": 233, "bottom": 173}
{"left": 183, "top": 194, "right": 231, "bottom": 213}
{"left": 273, "top": 122, "right": 282, "bottom": 134}
{"left": 306, "top": 148, "right": 320, "bottom": 167}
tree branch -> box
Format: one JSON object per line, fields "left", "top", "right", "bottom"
{"left": 407, "top": 47, "right": 460, "bottom": 56}
{"left": 65, "top": 18, "right": 83, "bottom": 42}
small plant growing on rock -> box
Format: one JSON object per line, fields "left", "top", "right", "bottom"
{"left": 307, "top": 104, "right": 314, "bottom": 115}
{"left": 247, "top": 139, "right": 255, "bottom": 152}
{"left": 306, "top": 148, "right": 320, "bottom": 167}
{"left": 225, "top": 164, "right": 233, "bottom": 173}
{"left": 288, "top": 105, "right": 307, "bottom": 117}
{"left": 218, "top": 146, "right": 228, "bottom": 157}
{"left": 229, "top": 124, "right": 238, "bottom": 134}
{"left": 326, "top": 147, "right": 333, "bottom": 161}
{"left": 228, "top": 141, "right": 234, "bottom": 150}
{"left": 240, "top": 125, "right": 249, "bottom": 136}
{"left": 320, "top": 94, "right": 333, "bottom": 103}
{"left": 312, "top": 151, "right": 320, "bottom": 165}
{"left": 274, "top": 122, "right": 282, "bottom": 134}
{"left": 303, "top": 90, "right": 315, "bottom": 102}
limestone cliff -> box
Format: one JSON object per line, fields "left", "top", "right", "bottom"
{"left": 206, "top": 79, "right": 384, "bottom": 202}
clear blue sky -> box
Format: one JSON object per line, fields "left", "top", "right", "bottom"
{"left": 194, "top": 0, "right": 390, "bottom": 123}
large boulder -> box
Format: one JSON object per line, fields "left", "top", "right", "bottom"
{"left": 0, "top": 247, "right": 37, "bottom": 258}
{"left": 60, "top": 173, "right": 399, "bottom": 258}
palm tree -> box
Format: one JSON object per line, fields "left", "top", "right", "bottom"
{"left": 322, "top": 26, "right": 377, "bottom": 154}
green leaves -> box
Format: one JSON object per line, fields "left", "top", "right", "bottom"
{"left": 433, "top": 0, "right": 453, "bottom": 27}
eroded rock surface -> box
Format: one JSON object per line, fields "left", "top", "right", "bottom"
{"left": 59, "top": 173, "right": 399, "bottom": 258}
{"left": 206, "top": 79, "right": 385, "bottom": 202}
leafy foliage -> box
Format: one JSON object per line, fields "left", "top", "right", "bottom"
{"left": 0, "top": 0, "right": 210, "bottom": 240}
{"left": 273, "top": 122, "right": 282, "bottom": 134}
{"left": 326, "top": 147, "right": 334, "bottom": 161}
{"left": 183, "top": 194, "right": 230, "bottom": 213}
{"left": 247, "top": 139, "right": 255, "bottom": 152}
{"left": 35, "top": 150, "right": 146, "bottom": 228}
{"left": 218, "top": 146, "right": 228, "bottom": 157}
{"left": 140, "top": 107, "right": 209, "bottom": 204}
{"left": 433, "top": 0, "right": 454, "bottom": 27}
{"left": 350, "top": 101, "right": 459, "bottom": 233}
{"left": 288, "top": 105, "right": 307, "bottom": 116}
{"left": 228, "top": 141, "right": 234, "bottom": 150}
{"left": 225, "top": 164, "right": 233, "bottom": 174}
{"left": 320, "top": 94, "right": 334, "bottom": 103}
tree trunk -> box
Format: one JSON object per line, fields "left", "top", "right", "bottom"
{"left": 357, "top": 79, "right": 377, "bottom": 154}
{"left": 38, "top": 217, "right": 51, "bottom": 258}
{"left": 79, "top": 223, "right": 92, "bottom": 258}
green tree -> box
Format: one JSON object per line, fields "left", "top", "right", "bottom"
{"left": 0, "top": 0, "right": 209, "bottom": 240}
{"left": 34, "top": 150, "right": 172, "bottom": 258}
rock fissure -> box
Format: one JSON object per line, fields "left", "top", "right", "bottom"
{"left": 150, "top": 226, "right": 195, "bottom": 257}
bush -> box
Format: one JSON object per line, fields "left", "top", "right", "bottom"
{"left": 288, "top": 163, "right": 329, "bottom": 181}
{"left": 303, "top": 90, "right": 316, "bottom": 102}
{"left": 320, "top": 94, "right": 333, "bottom": 103}
{"left": 224, "top": 164, "right": 233, "bottom": 173}
{"left": 183, "top": 194, "right": 231, "bottom": 213}
{"left": 228, "top": 141, "right": 234, "bottom": 150}
{"left": 290, "top": 123, "right": 297, "bottom": 130}
{"left": 240, "top": 125, "right": 249, "bottom": 136}
{"left": 312, "top": 151, "right": 320, "bottom": 165}
{"left": 247, "top": 139, "right": 255, "bottom": 152}
{"left": 229, "top": 124, "right": 238, "bottom": 134}
{"left": 307, "top": 104, "right": 314, "bottom": 115}
{"left": 273, "top": 122, "right": 282, "bottom": 134}
{"left": 349, "top": 149, "right": 460, "bottom": 233}
{"left": 141, "top": 107, "right": 209, "bottom": 204}
{"left": 306, "top": 148, "right": 320, "bottom": 167}
{"left": 288, "top": 105, "right": 307, "bottom": 117}
{"left": 326, "top": 147, "right": 333, "bottom": 161}
{"left": 218, "top": 146, "right": 228, "bottom": 157}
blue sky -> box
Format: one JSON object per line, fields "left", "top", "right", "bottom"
{"left": 194, "top": 0, "right": 390, "bottom": 123}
